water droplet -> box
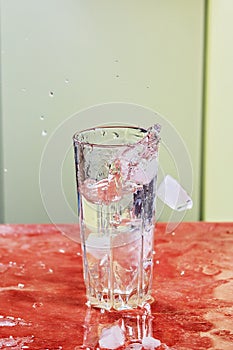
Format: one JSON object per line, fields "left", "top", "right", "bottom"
{"left": 171, "top": 231, "right": 176, "bottom": 236}
{"left": 49, "top": 91, "right": 54, "bottom": 97}
{"left": 155, "top": 260, "right": 160, "bottom": 265}
{"left": 4, "top": 168, "right": 7, "bottom": 173}
{"left": 65, "top": 78, "right": 69, "bottom": 84}
{"left": 113, "top": 132, "right": 119, "bottom": 139}
{"left": 115, "top": 74, "right": 120, "bottom": 78}
{"left": 40, "top": 115, "right": 45, "bottom": 120}
{"left": 32, "top": 302, "right": 43, "bottom": 309}
{"left": 58, "top": 249, "right": 65, "bottom": 253}
{"left": 21, "top": 88, "right": 26, "bottom": 92}
{"left": 180, "top": 270, "right": 185, "bottom": 276}
{"left": 202, "top": 265, "right": 221, "bottom": 276}
{"left": 114, "top": 59, "right": 119, "bottom": 63}
{"left": 48, "top": 268, "right": 54, "bottom": 273}
{"left": 38, "top": 261, "right": 46, "bottom": 270}
{"left": 146, "top": 86, "right": 150, "bottom": 89}
{"left": 17, "top": 283, "right": 25, "bottom": 289}
{"left": 41, "top": 130, "right": 47, "bottom": 137}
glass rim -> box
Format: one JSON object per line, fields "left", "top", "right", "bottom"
{"left": 72, "top": 125, "right": 150, "bottom": 148}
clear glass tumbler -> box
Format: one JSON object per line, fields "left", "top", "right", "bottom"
{"left": 73, "top": 125, "right": 160, "bottom": 310}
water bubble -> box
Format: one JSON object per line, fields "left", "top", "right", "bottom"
{"left": 115, "top": 74, "right": 120, "bottom": 78}
{"left": 114, "top": 59, "right": 119, "bottom": 63}
{"left": 42, "top": 130, "right": 47, "bottom": 137}
{"left": 65, "top": 78, "right": 69, "bottom": 84}
{"left": 202, "top": 264, "right": 221, "bottom": 276}
{"left": 49, "top": 91, "right": 54, "bottom": 97}
{"left": 40, "top": 115, "right": 45, "bottom": 120}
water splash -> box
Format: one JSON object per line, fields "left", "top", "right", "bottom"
{"left": 0, "top": 335, "right": 34, "bottom": 348}
{"left": 0, "top": 316, "right": 31, "bottom": 327}
{"left": 0, "top": 263, "right": 9, "bottom": 273}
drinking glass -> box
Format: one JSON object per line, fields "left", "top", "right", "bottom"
{"left": 73, "top": 125, "right": 160, "bottom": 310}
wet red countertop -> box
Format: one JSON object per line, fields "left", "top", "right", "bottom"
{"left": 0, "top": 222, "right": 232, "bottom": 350}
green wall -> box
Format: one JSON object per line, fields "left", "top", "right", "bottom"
{"left": 203, "top": 0, "right": 233, "bottom": 221}
{"left": 0, "top": 0, "right": 205, "bottom": 223}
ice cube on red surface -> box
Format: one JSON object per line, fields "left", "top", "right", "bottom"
{"left": 99, "top": 324, "right": 125, "bottom": 349}
{"left": 142, "top": 336, "right": 161, "bottom": 349}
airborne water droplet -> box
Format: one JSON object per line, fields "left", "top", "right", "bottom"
{"left": 65, "top": 78, "right": 69, "bottom": 84}
{"left": 41, "top": 130, "right": 47, "bottom": 137}
{"left": 49, "top": 91, "right": 54, "bottom": 97}
{"left": 40, "top": 115, "right": 45, "bottom": 120}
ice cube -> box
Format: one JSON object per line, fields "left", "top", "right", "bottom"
{"left": 130, "top": 158, "right": 158, "bottom": 185}
{"left": 142, "top": 336, "right": 161, "bottom": 349}
{"left": 157, "top": 175, "right": 193, "bottom": 211}
{"left": 99, "top": 324, "right": 125, "bottom": 349}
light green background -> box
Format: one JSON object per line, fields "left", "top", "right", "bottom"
{"left": 0, "top": 0, "right": 227, "bottom": 224}
{"left": 203, "top": 0, "right": 233, "bottom": 221}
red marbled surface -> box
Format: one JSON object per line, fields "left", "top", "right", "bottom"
{"left": 0, "top": 222, "right": 232, "bottom": 349}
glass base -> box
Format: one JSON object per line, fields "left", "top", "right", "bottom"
{"left": 86, "top": 292, "right": 154, "bottom": 311}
